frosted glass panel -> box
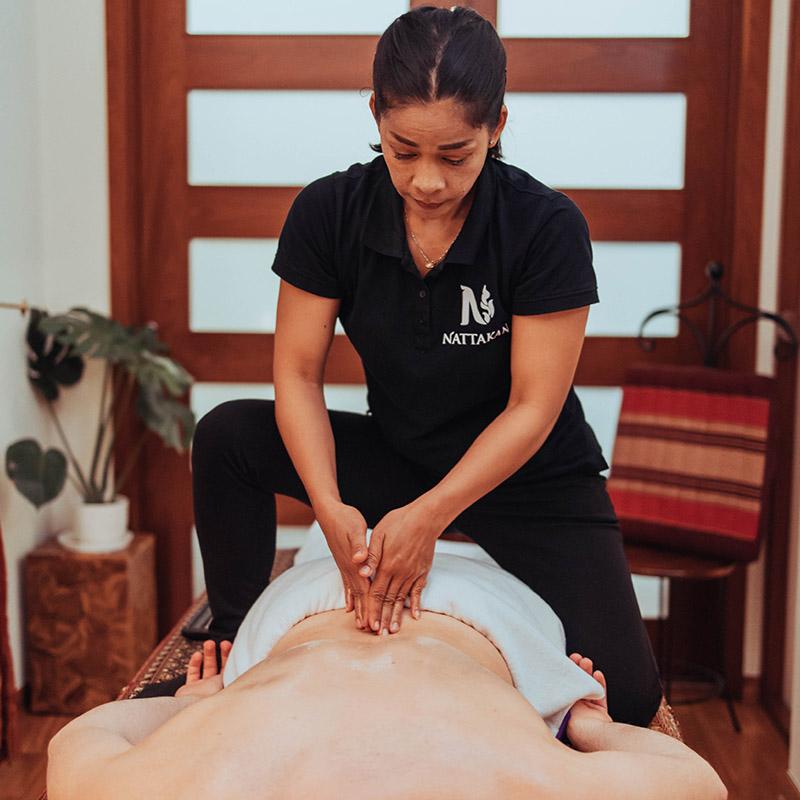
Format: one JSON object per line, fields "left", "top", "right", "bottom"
{"left": 503, "top": 93, "right": 686, "bottom": 189}
{"left": 189, "top": 238, "right": 346, "bottom": 333}
{"left": 189, "top": 91, "right": 684, "bottom": 189}
{"left": 573, "top": 385, "right": 623, "bottom": 469}
{"left": 498, "top": 0, "right": 690, "bottom": 38}
{"left": 632, "top": 575, "right": 666, "bottom": 620}
{"left": 188, "top": 90, "right": 377, "bottom": 186}
{"left": 187, "top": 0, "right": 408, "bottom": 35}
{"left": 192, "top": 383, "right": 368, "bottom": 423}
{"left": 587, "top": 242, "right": 681, "bottom": 337}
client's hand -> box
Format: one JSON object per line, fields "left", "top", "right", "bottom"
{"left": 175, "top": 639, "right": 232, "bottom": 699}
{"left": 360, "top": 501, "right": 440, "bottom": 635}
{"left": 314, "top": 499, "right": 373, "bottom": 631}
{"left": 566, "top": 652, "right": 612, "bottom": 739}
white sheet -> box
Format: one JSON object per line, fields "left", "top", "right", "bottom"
{"left": 223, "top": 524, "right": 605, "bottom": 736}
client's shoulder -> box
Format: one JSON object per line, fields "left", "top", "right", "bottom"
{"left": 566, "top": 749, "right": 727, "bottom": 800}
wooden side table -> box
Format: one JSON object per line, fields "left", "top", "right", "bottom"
{"left": 24, "top": 532, "right": 157, "bottom": 714}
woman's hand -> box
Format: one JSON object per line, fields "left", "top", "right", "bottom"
{"left": 566, "top": 652, "right": 612, "bottom": 740}
{"left": 360, "top": 501, "right": 441, "bottom": 635}
{"left": 175, "top": 639, "right": 232, "bottom": 699}
{"left": 314, "top": 499, "right": 373, "bottom": 630}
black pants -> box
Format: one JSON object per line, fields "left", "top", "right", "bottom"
{"left": 190, "top": 399, "right": 663, "bottom": 727}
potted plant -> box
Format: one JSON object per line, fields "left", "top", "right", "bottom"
{"left": 5, "top": 307, "right": 195, "bottom": 552}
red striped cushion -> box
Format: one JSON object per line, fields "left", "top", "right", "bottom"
{"left": 607, "top": 364, "right": 775, "bottom": 562}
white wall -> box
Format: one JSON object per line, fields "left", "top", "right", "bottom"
{"left": 743, "top": 0, "right": 793, "bottom": 684}
{"left": 0, "top": 0, "right": 109, "bottom": 691}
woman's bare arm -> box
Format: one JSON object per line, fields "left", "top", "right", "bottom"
{"left": 273, "top": 279, "right": 341, "bottom": 509}
{"left": 273, "top": 280, "right": 374, "bottom": 623}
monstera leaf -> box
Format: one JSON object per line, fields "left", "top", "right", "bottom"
{"left": 136, "top": 385, "right": 195, "bottom": 452}
{"left": 5, "top": 439, "right": 67, "bottom": 509}
{"left": 38, "top": 307, "right": 166, "bottom": 364}
{"left": 133, "top": 351, "right": 193, "bottom": 398}
{"left": 10, "top": 305, "right": 196, "bottom": 505}
{"left": 26, "top": 308, "right": 85, "bottom": 401}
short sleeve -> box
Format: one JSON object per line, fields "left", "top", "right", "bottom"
{"left": 512, "top": 196, "right": 599, "bottom": 315}
{"left": 271, "top": 178, "right": 341, "bottom": 298}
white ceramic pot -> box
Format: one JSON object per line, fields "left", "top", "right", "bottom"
{"left": 70, "top": 495, "right": 130, "bottom": 552}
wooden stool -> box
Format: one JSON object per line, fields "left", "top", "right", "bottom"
{"left": 24, "top": 532, "right": 157, "bottom": 714}
{"left": 625, "top": 543, "right": 740, "bottom": 731}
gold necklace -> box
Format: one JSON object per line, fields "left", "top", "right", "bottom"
{"left": 404, "top": 211, "right": 462, "bottom": 269}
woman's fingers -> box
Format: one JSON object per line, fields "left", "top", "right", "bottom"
{"left": 367, "top": 569, "right": 390, "bottom": 631}
{"left": 344, "top": 583, "right": 353, "bottom": 613}
{"left": 345, "top": 569, "right": 369, "bottom": 629}
{"left": 389, "top": 576, "right": 415, "bottom": 633}
{"left": 186, "top": 650, "right": 203, "bottom": 684}
{"left": 409, "top": 575, "right": 426, "bottom": 620}
{"left": 389, "top": 598, "right": 404, "bottom": 633}
{"left": 379, "top": 581, "right": 396, "bottom": 634}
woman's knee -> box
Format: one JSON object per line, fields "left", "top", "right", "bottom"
{"left": 607, "top": 659, "right": 664, "bottom": 727}
{"left": 191, "top": 399, "right": 276, "bottom": 469}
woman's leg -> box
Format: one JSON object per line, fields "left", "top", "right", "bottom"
{"left": 453, "top": 475, "right": 663, "bottom": 728}
{"left": 191, "top": 399, "right": 431, "bottom": 640}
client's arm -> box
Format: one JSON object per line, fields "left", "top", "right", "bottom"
{"left": 47, "top": 695, "right": 199, "bottom": 800}
{"left": 566, "top": 654, "right": 727, "bottom": 800}
{"left": 47, "top": 640, "right": 230, "bottom": 800}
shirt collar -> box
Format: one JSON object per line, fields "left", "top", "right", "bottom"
{"left": 362, "top": 155, "right": 496, "bottom": 266}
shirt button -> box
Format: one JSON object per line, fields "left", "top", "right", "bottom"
{"left": 419, "top": 289, "right": 426, "bottom": 298}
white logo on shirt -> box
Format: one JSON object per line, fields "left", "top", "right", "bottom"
{"left": 460, "top": 284, "right": 495, "bottom": 326}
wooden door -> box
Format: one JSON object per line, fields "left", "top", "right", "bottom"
{"left": 106, "top": 0, "right": 772, "bottom": 675}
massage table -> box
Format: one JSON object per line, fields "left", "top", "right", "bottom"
{"left": 38, "top": 547, "right": 682, "bottom": 799}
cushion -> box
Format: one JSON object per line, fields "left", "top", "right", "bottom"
{"left": 607, "top": 363, "right": 775, "bottom": 562}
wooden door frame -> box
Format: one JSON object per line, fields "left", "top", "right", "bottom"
{"left": 104, "top": 0, "right": 782, "bottom": 695}
{"left": 761, "top": 0, "right": 800, "bottom": 738}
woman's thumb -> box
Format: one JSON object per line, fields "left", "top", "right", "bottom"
{"left": 360, "top": 529, "right": 383, "bottom": 576}
{"left": 351, "top": 527, "right": 368, "bottom": 563}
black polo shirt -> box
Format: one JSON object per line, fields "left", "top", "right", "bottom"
{"left": 271, "top": 154, "right": 608, "bottom": 487}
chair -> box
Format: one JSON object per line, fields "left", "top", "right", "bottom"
{"left": 607, "top": 363, "right": 777, "bottom": 731}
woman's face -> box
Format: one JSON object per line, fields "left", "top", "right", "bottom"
{"left": 370, "top": 94, "right": 507, "bottom": 218}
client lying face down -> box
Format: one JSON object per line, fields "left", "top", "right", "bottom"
{"left": 47, "top": 553, "right": 727, "bottom": 800}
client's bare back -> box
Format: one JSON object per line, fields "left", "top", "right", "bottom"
{"left": 48, "top": 609, "right": 726, "bottom": 800}
{"left": 72, "top": 610, "right": 569, "bottom": 799}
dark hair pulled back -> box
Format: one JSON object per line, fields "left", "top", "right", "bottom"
{"left": 370, "top": 5, "right": 507, "bottom": 160}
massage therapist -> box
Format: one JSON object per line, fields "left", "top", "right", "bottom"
{"left": 191, "top": 5, "right": 663, "bottom": 727}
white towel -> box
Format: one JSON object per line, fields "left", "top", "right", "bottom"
{"left": 223, "top": 529, "right": 605, "bottom": 736}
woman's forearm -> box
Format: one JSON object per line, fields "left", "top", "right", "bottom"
{"left": 417, "top": 400, "right": 558, "bottom": 528}
{"left": 274, "top": 376, "right": 342, "bottom": 510}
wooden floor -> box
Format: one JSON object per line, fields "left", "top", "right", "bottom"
{"left": 1, "top": 689, "right": 798, "bottom": 799}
